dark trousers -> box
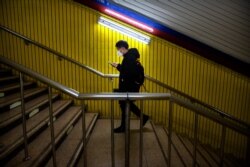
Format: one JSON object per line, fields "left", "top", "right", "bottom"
{"left": 119, "top": 100, "right": 142, "bottom": 127}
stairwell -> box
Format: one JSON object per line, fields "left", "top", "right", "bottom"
{"left": 77, "top": 119, "right": 243, "bottom": 167}
{"left": 0, "top": 67, "right": 98, "bottom": 166}
{"left": 0, "top": 66, "right": 245, "bottom": 167}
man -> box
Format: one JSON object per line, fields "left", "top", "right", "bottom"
{"left": 110, "top": 40, "right": 149, "bottom": 133}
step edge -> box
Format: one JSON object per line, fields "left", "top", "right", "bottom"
{"left": 29, "top": 107, "right": 83, "bottom": 167}
{"left": 0, "top": 87, "right": 47, "bottom": 108}
{"left": 0, "top": 94, "right": 59, "bottom": 128}
{"left": 67, "top": 113, "right": 99, "bottom": 167}
{"left": 0, "top": 100, "right": 72, "bottom": 160}
{"left": 161, "top": 126, "right": 187, "bottom": 167}
{"left": 0, "top": 81, "right": 34, "bottom": 92}
{"left": 0, "top": 76, "right": 19, "bottom": 81}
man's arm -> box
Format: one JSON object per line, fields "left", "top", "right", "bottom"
{"left": 109, "top": 62, "right": 121, "bottom": 71}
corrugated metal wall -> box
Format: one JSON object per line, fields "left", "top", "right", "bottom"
{"left": 0, "top": 0, "right": 249, "bottom": 159}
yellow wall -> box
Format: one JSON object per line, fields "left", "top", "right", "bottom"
{"left": 0, "top": 0, "right": 249, "bottom": 158}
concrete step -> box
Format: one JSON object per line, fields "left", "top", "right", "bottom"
{"left": 197, "top": 142, "right": 242, "bottom": 167}
{"left": 45, "top": 112, "right": 99, "bottom": 167}
{"left": 0, "top": 68, "right": 12, "bottom": 77}
{"left": 0, "top": 94, "right": 59, "bottom": 132}
{"left": 0, "top": 87, "right": 48, "bottom": 111}
{"left": 156, "top": 126, "right": 243, "bottom": 167}
{"left": 0, "top": 76, "right": 19, "bottom": 85}
{"left": 177, "top": 134, "right": 211, "bottom": 167}
{"left": 154, "top": 126, "right": 186, "bottom": 167}
{"left": 195, "top": 142, "right": 220, "bottom": 167}
{"left": 0, "top": 100, "right": 73, "bottom": 162}
{"left": 3, "top": 105, "right": 80, "bottom": 167}
{"left": 0, "top": 81, "right": 35, "bottom": 97}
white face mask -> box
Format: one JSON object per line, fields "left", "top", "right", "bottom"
{"left": 117, "top": 50, "right": 123, "bottom": 57}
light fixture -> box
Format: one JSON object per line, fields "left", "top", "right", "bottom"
{"left": 98, "top": 16, "right": 151, "bottom": 44}
{"left": 105, "top": 9, "right": 154, "bottom": 33}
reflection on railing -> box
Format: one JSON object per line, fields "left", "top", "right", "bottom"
{"left": 1, "top": 56, "right": 249, "bottom": 167}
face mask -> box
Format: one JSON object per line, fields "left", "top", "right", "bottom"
{"left": 117, "top": 50, "right": 123, "bottom": 57}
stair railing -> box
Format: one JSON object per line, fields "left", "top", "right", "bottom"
{"left": 1, "top": 56, "right": 250, "bottom": 167}
{"left": 0, "top": 25, "right": 249, "bottom": 131}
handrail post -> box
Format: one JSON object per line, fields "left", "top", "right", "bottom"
{"left": 168, "top": 100, "right": 173, "bottom": 167}
{"left": 247, "top": 136, "right": 250, "bottom": 167}
{"left": 125, "top": 99, "right": 130, "bottom": 167}
{"left": 220, "top": 125, "right": 226, "bottom": 167}
{"left": 111, "top": 100, "right": 115, "bottom": 167}
{"left": 48, "top": 86, "right": 57, "bottom": 167}
{"left": 82, "top": 101, "right": 87, "bottom": 167}
{"left": 109, "top": 77, "right": 114, "bottom": 92}
{"left": 193, "top": 113, "right": 198, "bottom": 167}
{"left": 139, "top": 100, "right": 143, "bottom": 167}
{"left": 20, "top": 72, "right": 31, "bottom": 161}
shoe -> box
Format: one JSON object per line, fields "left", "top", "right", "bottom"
{"left": 113, "top": 126, "right": 125, "bottom": 133}
{"left": 143, "top": 115, "right": 149, "bottom": 126}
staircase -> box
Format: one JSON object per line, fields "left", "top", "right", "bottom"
{"left": 0, "top": 66, "right": 245, "bottom": 167}
{"left": 0, "top": 67, "right": 99, "bottom": 166}
{"left": 154, "top": 126, "right": 243, "bottom": 167}
{"left": 78, "top": 119, "right": 243, "bottom": 167}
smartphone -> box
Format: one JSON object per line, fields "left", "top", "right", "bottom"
{"left": 108, "top": 61, "right": 117, "bottom": 67}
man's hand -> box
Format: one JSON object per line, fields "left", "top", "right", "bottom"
{"left": 109, "top": 62, "right": 118, "bottom": 68}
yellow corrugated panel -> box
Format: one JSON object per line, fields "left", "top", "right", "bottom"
{"left": 0, "top": 0, "right": 249, "bottom": 159}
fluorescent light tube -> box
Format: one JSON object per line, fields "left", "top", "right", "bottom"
{"left": 98, "top": 16, "right": 151, "bottom": 44}
{"left": 105, "top": 9, "right": 154, "bottom": 33}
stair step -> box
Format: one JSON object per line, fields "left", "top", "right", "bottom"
{"left": 0, "top": 94, "right": 60, "bottom": 131}
{"left": 154, "top": 126, "right": 186, "bottom": 167}
{"left": 0, "top": 76, "right": 19, "bottom": 85}
{"left": 224, "top": 154, "right": 243, "bottom": 167}
{"left": 0, "top": 100, "right": 73, "bottom": 162}
{"left": 177, "top": 134, "right": 239, "bottom": 167}
{"left": 45, "top": 113, "right": 99, "bottom": 167}
{"left": 0, "top": 81, "right": 35, "bottom": 97}
{"left": 0, "top": 87, "right": 47, "bottom": 111}
{"left": 2, "top": 104, "right": 79, "bottom": 167}
{"left": 177, "top": 134, "right": 210, "bottom": 167}
{"left": 195, "top": 143, "right": 220, "bottom": 167}
{"left": 198, "top": 143, "right": 239, "bottom": 167}
{"left": 0, "top": 68, "right": 12, "bottom": 77}
{"left": 155, "top": 126, "right": 239, "bottom": 167}
{"left": 156, "top": 125, "right": 245, "bottom": 167}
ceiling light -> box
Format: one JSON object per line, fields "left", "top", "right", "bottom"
{"left": 98, "top": 16, "right": 151, "bottom": 44}
{"left": 105, "top": 9, "right": 154, "bottom": 33}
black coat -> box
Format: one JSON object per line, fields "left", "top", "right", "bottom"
{"left": 116, "top": 48, "right": 140, "bottom": 92}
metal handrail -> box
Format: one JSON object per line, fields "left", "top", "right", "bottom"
{"left": 1, "top": 56, "right": 250, "bottom": 167}
{"left": 1, "top": 56, "right": 249, "bottom": 136}
{"left": 145, "top": 75, "right": 250, "bottom": 128}
{"left": 0, "top": 25, "right": 118, "bottom": 78}
{"left": 0, "top": 25, "right": 249, "bottom": 129}
{"left": 0, "top": 56, "right": 170, "bottom": 100}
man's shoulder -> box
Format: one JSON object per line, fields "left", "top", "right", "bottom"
{"left": 128, "top": 48, "right": 140, "bottom": 59}
{"left": 129, "top": 48, "right": 139, "bottom": 53}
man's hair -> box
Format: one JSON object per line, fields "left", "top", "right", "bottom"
{"left": 115, "top": 40, "right": 129, "bottom": 49}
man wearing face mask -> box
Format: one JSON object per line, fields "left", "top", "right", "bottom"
{"left": 110, "top": 40, "right": 149, "bottom": 133}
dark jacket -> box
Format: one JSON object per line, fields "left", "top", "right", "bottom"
{"left": 116, "top": 48, "right": 140, "bottom": 92}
